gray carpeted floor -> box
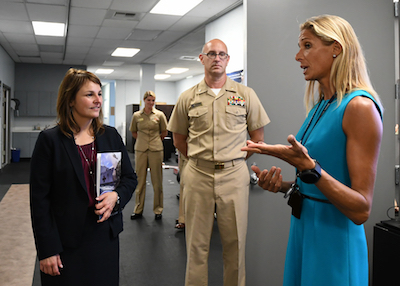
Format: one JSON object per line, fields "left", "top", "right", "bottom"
{"left": 0, "top": 184, "right": 36, "bottom": 286}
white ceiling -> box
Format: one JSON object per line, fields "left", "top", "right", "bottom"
{"left": 0, "top": 0, "right": 242, "bottom": 82}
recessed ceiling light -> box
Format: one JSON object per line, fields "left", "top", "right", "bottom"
{"left": 111, "top": 48, "right": 140, "bottom": 57}
{"left": 95, "top": 69, "right": 114, "bottom": 74}
{"left": 186, "top": 75, "right": 193, "bottom": 79}
{"left": 154, "top": 74, "right": 171, "bottom": 80}
{"left": 150, "top": 0, "right": 203, "bottom": 16}
{"left": 165, "top": 68, "right": 189, "bottom": 74}
{"left": 32, "top": 21, "right": 65, "bottom": 37}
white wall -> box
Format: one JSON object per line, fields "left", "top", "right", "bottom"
{"left": 173, "top": 5, "right": 245, "bottom": 101}
{"left": 155, "top": 81, "right": 177, "bottom": 104}
{"left": 175, "top": 74, "right": 204, "bottom": 99}
{"left": 102, "top": 83, "right": 111, "bottom": 125}
{"left": 205, "top": 5, "right": 244, "bottom": 74}
{"left": 114, "top": 80, "right": 140, "bottom": 142}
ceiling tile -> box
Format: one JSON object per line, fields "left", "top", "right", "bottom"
{"left": 67, "top": 37, "right": 94, "bottom": 47}
{"left": 102, "top": 18, "right": 139, "bottom": 29}
{"left": 168, "top": 16, "right": 208, "bottom": 32}
{"left": 63, "top": 50, "right": 86, "bottom": 60}
{"left": 103, "top": 61, "right": 125, "bottom": 66}
{"left": 91, "top": 38, "right": 121, "bottom": 50}
{"left": 42, "top": 57, "right": 64, "bottom": 64}
{"left": 68, "top": 24, "right": 99, "bottom": 38}
{"left": 3, "top": 32, "right": 36, "bottom": 44}
{"left": 71, "top": 0, "right": 113, "bottom": 9}
{"left": 14, "top": 49, "right": 40, "bottom": 57}
{"left": 186, "top": 0, "right": 240, "bottom": 18}
{"left": 96, "top": 26, "right": 133, "bottom": 40}
{"left": 87, "top": 45, "right": 116, "bottom": 56}
{"left": 26, "top": 3, "right": 68, "bottom": 22}
{"left": 153, "top": 30, "right": 187, "bottom": 44}
{"left": 40, "top": 51, "right": 63, "bottom": 59}
{"left": 0, "top": 2, "right": 29, "bottom": 21}
{"left": 109, "top": 0, "right": 158, "bottom": 13}
{"left": 27, "top": 0, "right": 67, "bottom": 4}
{"left": 19, "top": 56, "right": 42, "bottom": 63}
{"left": 0, "top": 39, "right": 19, "bottom": 61}
{"left": 136, "top": 14, "right": 180, "bottom": 30}
{"left": 117, "top": 40, "right": 162, "bottom": 51}
{"left": 69, "top": 7, "right": 107, "bottom": 26}
{"left": 39, "top": 44, "right": 64, "bottom": 53}
{"left": 65, "top": 45, "right": 91, "bottom": 54}
{"left": 35, "top": 35, "right": 65, "bottom": 45}
{"left": 0, "top": 20, "right": 33, "bottom": 34}
{"left": 127, "top": 29, "right": 162, "bottom": 41}
{"left": 62, "top": 58, "right": 85, "bottom": 65}
{"left": 12, "top": 43, "right": 39, "bottom": 52}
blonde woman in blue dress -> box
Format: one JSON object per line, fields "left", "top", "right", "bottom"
{"left": 242, "top": 15, "right": 383, "bottom": 286}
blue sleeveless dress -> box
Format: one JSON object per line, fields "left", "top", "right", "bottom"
{"left": 283, "top": 90, "right": 382, "bottom": 286}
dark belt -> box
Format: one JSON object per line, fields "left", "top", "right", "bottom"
{"left": 300, "top": 193, "right": 331, "bottom": 204}
{"left": 191, "top": 158, "right": 244, "bottom": 170}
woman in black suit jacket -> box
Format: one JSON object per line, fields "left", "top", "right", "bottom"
{"left": 30, "top": 68, "right": 137, "bottom": 286}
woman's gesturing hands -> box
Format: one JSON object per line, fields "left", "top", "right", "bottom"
{"left": 241, "top": 135, "right": 315, "bottom": 171}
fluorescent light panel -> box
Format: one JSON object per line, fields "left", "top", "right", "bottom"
{"left": 32, "top": 21, "right": 65, "bottom": 37}
{"left": 95, "top": 69, "right": 114, "bottom": 74}
{"left": 154, "top": 74, "right": 171, "bottom": 80}
{"left": 165, "top": 67, "right": 189, "bottom": 74}
{"left": 111, "top": 48, "right": 140, "bottom": 57}
{"left": 150, "top": 0, "right": 203, "bottom": 16}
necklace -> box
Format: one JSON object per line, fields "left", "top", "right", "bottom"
{"left": 78, "top": 138, "right": 95, "bottom": 177}
{"left": 286, "top": 94, "right": 337, "bottom": 199}
{"left": 299, "top": 94, "right": 337, "bottom": 145}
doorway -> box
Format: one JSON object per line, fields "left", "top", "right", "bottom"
{"left": 395, "top": 0, "right": 400, "bottom": 207}
{"left": 1, "top": 84, "right": 10, "bottom": 167}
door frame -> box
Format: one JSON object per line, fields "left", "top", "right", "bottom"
{"left": 1, "top": 83, "right": 11, "bottom": 168}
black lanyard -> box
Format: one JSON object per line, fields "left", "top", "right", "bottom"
{"left": 299, "top": 94, "right": 336, "bottom": 145}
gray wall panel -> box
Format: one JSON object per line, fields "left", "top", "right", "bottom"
{"left": 15, "top": 63, "right": 86, "bottom": 93}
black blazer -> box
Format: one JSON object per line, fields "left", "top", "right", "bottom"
{"left": 30, "top": 125, "right": 137, "bottom": 260}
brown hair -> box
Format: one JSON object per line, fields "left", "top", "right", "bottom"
{"left": 56, "top": 68, "right": 104, "bottom": 137}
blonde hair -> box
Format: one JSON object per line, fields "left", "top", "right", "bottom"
{"left": 57, "top": 68, "right": 104, "bottom": 137}
{"left": 143, "top": 90, "right": 156, "bottom": 100}
{"left": 300, "top": 15, "right": 382, "bottom": 112}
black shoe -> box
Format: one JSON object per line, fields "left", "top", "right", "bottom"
{"left": 155, "top": 214, "right": 162, "bottom": 220}
{"left": 131, "top": 213, "right": 142, "bottom": 220}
